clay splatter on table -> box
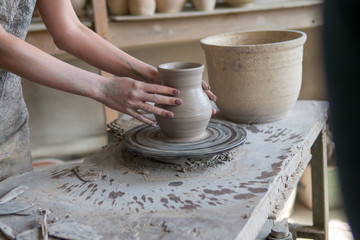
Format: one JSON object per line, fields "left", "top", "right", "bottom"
{"left": 0, "top": 101, "right": 329, "bottom": 240}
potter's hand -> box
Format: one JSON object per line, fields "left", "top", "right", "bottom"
{"left": 202, "top": 80, "right": 218, "bottom": 115}
{"left": 99, "top": 77, "right": 182, "bottom": 126}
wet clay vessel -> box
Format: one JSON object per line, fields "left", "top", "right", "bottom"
{"left": 192, "top": 0, "right": 216, "bottom": 11}
{"left": 71, "top": 0, "right": 87, "bottom": 17}
{"left": 226, "top": 0, "right": 254, "bottom": 7}
{"left": 201, "top": 30, "right": 307, "bottom": 123}
{"left": 129, "top": 0, "right": 156, "bottom": 16}
{"left": 156, "top": 0, "right": 186, "bottom": 13}
{"left": 155, "top": 62, "right": 212, "bottom": 141}
{"left": 107, "top": 0, "right": 128, "bottom": 15}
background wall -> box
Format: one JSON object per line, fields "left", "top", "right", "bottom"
{"left": 22, "top": 26, "right": 326, "bottom": 160}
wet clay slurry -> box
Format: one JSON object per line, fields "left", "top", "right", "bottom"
{"left": 155, "top": 62, "right": 212, "bottom": 141}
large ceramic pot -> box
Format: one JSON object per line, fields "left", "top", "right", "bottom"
{"left": 129, "top": 0, "right": 156, "bottom": 16}
{"left": 156, "top": 0, "right": 186, "bottom": 13}
{"left": 192, "top": 0, "right": 216, "bottom": 11}
{"left": 155, "top": 62, "right": 212, "bottom": 141}
{"left": 107, "top": 0, "right": 128, "bottom": 15}
{"left": 201, "top": 30, "right": 307, "bottom": 123}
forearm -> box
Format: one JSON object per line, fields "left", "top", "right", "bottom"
{"left": 55, "top": 24, "right": 159, "bottom": 83}
{"left": 36, "top": 0, "right": 158, "bottom": 84}
{"left": 0, "top": 25, "right": 181, "bottom": 127}
{"left": 0, "top": 26, "right": 102, "bottom": 100}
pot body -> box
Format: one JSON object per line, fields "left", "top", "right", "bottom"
{"left": 107, "top": 0, "right": 128, "bottom": 15}
{"left": 201, "top": 30, "right": 307, "bottom": 123}
{"left": 71, "top": 0, "right": 87, "bottom": 17}
{"left": 129, "top": 0, "right": 156, "bottom": 16}
{"left": 156, "top": 0, "right": 186, "bottom": 13}
{"left": 155, "top": 62, "right": 212, "bottom": 141}
{"left": 192, "top": 0, "right": 216, "bottom": 11}
{"left": 226, "top": 0, "right": 254, "bottom": 7}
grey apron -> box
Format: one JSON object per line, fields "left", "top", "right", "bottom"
{"left": 0, "top": 0, "right": 36, "bottom": 181}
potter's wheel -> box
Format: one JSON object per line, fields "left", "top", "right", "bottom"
{"left": 122, "top": 119, "right": 247, "bottom": 160}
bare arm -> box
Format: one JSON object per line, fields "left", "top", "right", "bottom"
{"left": 36, "top": 0, "right": 217, "bottom": 110}
{"left": 36, "top": 0, "right": 159, "bottom": 84}
{"left": 0, "top": 24, "right": 181, "bottom": 126}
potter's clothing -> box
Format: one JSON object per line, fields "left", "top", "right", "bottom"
{"left": 0, "top": 0, "right": 36, "bottom": 181}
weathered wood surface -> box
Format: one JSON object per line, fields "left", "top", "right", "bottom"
{"left": 0, "top": 101, "right": 328, "bottom": 240}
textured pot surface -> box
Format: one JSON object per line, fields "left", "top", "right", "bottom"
{"left": 71, "top": 0, "right": 87, "bottom": 17}
{"left": 201, "top": 30, "right": 307, "bottom": 123}
{"left": 156, "top": 0, "right": 186, "bottom": 13}
{"left": 129, "top": 0, "right": 156, "bottom": 16}
{"left": 155, "top": 62, "right": 212, "bottom": 140}
{"left": 226, "top": 0, "right": 254, "bottom": 7}
{"left": 192, "top": 0, "right": 216, "bottom": 11}
{"left": 107, "top": 0, "right": 128, "bottom": 15}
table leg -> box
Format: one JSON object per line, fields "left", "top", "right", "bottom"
{"left": 290, "top": 128, "right": 329, "bottom": 240}
{"left": 311, "top": 128, "right": 329, "bottom": 239}
{"left": 92, "top": 0, "right": 119, "bottom": 128}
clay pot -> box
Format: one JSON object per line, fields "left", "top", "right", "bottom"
{"left": 107, "top": 0, "right": 128, "bottom": 15}
{"left": 192, "top": 0, "right": 216, "bottom": 11}
{"left": 201, "top": 30, "right": 307, "bottom": 123}
{"left": 156, "top": 0, "right": 186, "bottom": 13}
{"left": 155, "top": 62, "right": 212, "bottom": 141}
{"left": 226, "top": 0, "right": 254, "bottom": 7}
{"left": 129, "top": 0, "right": 156, "bottom": 16}
{"left": 70, "top": 0, "right": 87, "bottom": 17}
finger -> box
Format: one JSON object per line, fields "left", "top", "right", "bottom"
{"left": 205, "top": 89, "right": 218, "bottom": 101}
{"left": 137, "top": 102, "right": 174, "bottom": 119}
{"left": 127, "top": 109, "right": 157, "bottom": 127}
{"left": 142, "top": 93, "right": 182, "bottom": 106}
{"left": 212, "top": 108, "right": 217, "bottom": 115}
{"left": 143, "top": 83, "right": 179, "bottom": 96}
{"left": 202, "top": 80, "right": 211, "bottom": 91}
{"left": 151, "top": 72, "right": 161, "bottom": 85}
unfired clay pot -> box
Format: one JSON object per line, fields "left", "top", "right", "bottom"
{"left": 107, "top": 0, "right": 128, "bottom": 15}
{"left": 192, "top": 0, "right": 216, "bottom": 11}
{"left": 226, "top": 0, "right": 254, "bottom": 7}
{"left": 155, "top": 62, "right": 212, "bottom": 141}
{"left": 156, "top": 0, "right": 186, "bottom": 13}
{"left": 71, "top": 0, "right": 87, "bottom": 17}
{"left": 129, "top": 0, "right": 156, "bottom": 16}
{"left": 201, "top": 30, "right": 307, "bottom": 123}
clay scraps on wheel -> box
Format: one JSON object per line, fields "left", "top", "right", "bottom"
{"left": 0, "top": 222, "right": 15, "bottom": 239}
{"left": 0, "top": 196, "right": 35, "bottom": 215}
{"left": 0, "top": 185, "right": 28, "bottom": 205}
{"left": 73, "top": 165, "right": 102, "bottom": 182}
{"left": 48, "top": 219, "right": 102, "bottom": 240}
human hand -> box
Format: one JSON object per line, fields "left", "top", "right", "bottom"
{"left": 202, "top": 80, "right": 218, "bottom": 115}
{"left": 98, "top": 77, "right": 182, "bottom": 126}
{"left": 146, "top": 71, "right": 218, "bottom": 115}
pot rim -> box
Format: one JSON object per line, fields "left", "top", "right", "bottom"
{"left": 200, "top": 29, "right": 307, "bottom": 49}
{"left": 158, "top": 62, "right": 204, "bottom": 72}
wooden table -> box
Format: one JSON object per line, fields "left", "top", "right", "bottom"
{"left": 0, "top": 100, "right": 329, "bottom": 240}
